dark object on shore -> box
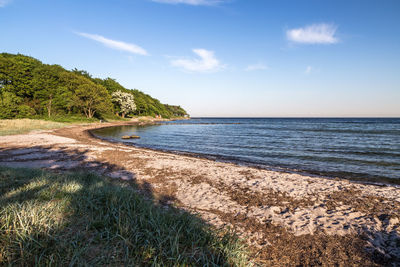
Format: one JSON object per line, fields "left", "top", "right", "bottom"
{"left": 121, "top": 135, "right": 140, "bottom": 139}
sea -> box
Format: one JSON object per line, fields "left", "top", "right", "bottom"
{"left": 92, "top": 118, "right": 400, "bottom": 183}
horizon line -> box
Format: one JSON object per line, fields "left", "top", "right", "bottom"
{"left": 189, "top": 116, "right": 400, "bottom": 119}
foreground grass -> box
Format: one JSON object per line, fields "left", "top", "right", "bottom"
{"left": 0, "top": 167, "right": 251, "bottom": 266}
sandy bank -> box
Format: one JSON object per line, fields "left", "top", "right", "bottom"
{"left": 0, "top": 121, "right": 399, "bottom": 265}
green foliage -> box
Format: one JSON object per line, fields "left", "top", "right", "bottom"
{"left": 0, "top": 92, "right": 22, "bottom": 119}
{"left": 0, "top": 53, "right": 41, "bottom": 99}
{"left": 32, "top": 64, "right": 65, "bottom": 117}
{"left": 131, "top": 89, "right": 170, "bottom": 117}
{"left": 0, "top": 53, "right": 188, "bottom": 120}
{"left": 16, "top": 105, "right": 35, "bottom": 118}
{"left": 73, "top": 82, "right": 112, "bottom": 118}
{"left": 165, "top": 104, "right": 188, "bottom": 117}
{"left": 96, "top": 77, "right": 127, "bottom": 94}
{"left": 130, "top": 89, "right": 188, "bottom": 118}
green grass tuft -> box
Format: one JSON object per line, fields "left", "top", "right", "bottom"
{"left": 0, "top": 167, "right": 251, "bottom": 266}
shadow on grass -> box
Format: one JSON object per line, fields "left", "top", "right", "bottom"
{"left": 0, "top": 146, "right": 250, "bottom": 266}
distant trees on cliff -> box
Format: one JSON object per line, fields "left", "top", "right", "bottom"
{"left": 0, "top": 53, "right": 188, "bottom": 120}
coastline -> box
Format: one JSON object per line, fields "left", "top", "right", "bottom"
{"left": 1, "top": 121, "right": 399, "bottom": 265}
{"left": 90, "top": 122, "right": 400, "bottom": 187}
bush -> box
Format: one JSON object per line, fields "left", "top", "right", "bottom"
{"left": 16, "top": 105, "right": 35, "bottom": 118}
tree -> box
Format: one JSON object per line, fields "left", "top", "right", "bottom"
{"left": 165, "top": 104, "right": 188, "bottom": 117}
{"left": 0, "top": 53, "right": 41, "bottom": 99}
{"left": 54, "top": 86, "right": 74, "bottom": 114}
{"left": 97, "top": 78, "right": 126, "bottom": 93}
{"left": 0, "top": 53, "right": 188, "bottom": 120}
{"left": 71, "top": 68, "right": 92, "bottom": 79}
{"left": 111, "top": 91, "right": 136, "bottom": 118}
{"left": 0, "top": 92, "right": 21, "bottom": 119}
{"left": 0, "top": 56, "right": 13, "bottom": 106}
{"left": 73, "top": 82, "right": 112, "bottom": 118}
{"left": 32, "top": 64, "right": 64, "bottom": 117}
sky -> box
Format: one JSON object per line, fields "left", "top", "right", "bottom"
{"left": 1, "top": 0, "right": 400, "bottom": 117}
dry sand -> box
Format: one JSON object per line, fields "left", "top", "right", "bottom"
{"left": 0, "top": 121, "right": 399, "bottom": 265}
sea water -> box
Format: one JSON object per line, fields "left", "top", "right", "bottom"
{"left": 92, "top": 118, "right": 400, "bottom": 183}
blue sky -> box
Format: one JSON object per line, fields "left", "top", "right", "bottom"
{"left": 1, "top": 0, "right": 399, "bottom": 117}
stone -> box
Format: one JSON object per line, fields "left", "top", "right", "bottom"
{"left": 121, "top": 135, "right": 140, "bottom": 139}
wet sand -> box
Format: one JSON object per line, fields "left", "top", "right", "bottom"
{"left": 0, "top": 121, "right": 399, "bottom": 265}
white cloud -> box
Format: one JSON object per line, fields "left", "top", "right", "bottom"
{"left": 171, "top": 49, "right": 223, "bottom": 72}
{"left": 0, "top": 0, "right": 12, "bottom": 7}
{"left": 76, "top": 32, "right": 148, "bottom": 56}
{"left": 286, "top": 23, "right": 338, "bottom": 44}
{"left": 245, "top": 63, "right": 268, "bottom": 71}
{"left": 152, "top": 0, "right": 224, "bottom": 5}
{"left": 305, "top": 66, "right": 313, "bottom": 74}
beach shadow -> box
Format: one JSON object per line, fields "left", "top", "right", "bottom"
{"left": 0, "top": 146, "right": 243, "bottom": 266}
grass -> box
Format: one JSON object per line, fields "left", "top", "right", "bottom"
{"left": 0, "top": 119, "right": 68, "bottom": 136}
{"left": 0, "top": 116, "right": 130, "bottom": 136}
{"left": 44, "top": 114, "right": 130, "bottom": 123}
{"left": 0, "top": 114, "right": 166, "bottom": 136}
{"left": 0, "top": 167, "right": 251, "bottom": 266}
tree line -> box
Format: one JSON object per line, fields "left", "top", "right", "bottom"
{"left": 0, "top": 53, "right": 188, "bottom": 120}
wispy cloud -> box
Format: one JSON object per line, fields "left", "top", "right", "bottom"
{"left": 171, "top": 49, "right": 224, "bottom": 72}
{"left": 0, "top": 0, "right": 12, "bottom": 7}
{"left": 305, "top": 66, "right": 313, "bottom": 74}
{"left": 76, "top": 32, "right": 148, "bottom": 56}
{"left": 151, "top": 0, "right": 224, "bottom": 6}
{"left": 245, "top": 63, "right": 268, "bottom": 71}
{"left": 286, "top": 23, "right": 338, "bottom": 44}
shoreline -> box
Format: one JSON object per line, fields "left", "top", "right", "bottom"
{"left": 1, "top": 121, "right": 400, "bottom": 264}
{"left": 89, "top": 123, "right": 400, "bottom": 187}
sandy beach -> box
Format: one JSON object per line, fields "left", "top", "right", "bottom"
{"left": 1, "top": 121, "right": 399, "bottom": 265}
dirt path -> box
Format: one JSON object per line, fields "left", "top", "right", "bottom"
{"left": 1, "top": 122, "right": 399, "bottom": 265}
